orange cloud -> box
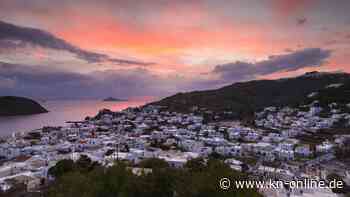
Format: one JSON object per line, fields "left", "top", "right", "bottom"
{"left": 36, "top": 1, "right": 330, "bottom": 77}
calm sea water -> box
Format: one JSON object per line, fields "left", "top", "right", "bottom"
{"left": 0, "top": 98, "right": 153, "bottom": 137}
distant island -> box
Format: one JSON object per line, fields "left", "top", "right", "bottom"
{"left": 0, "top": 96, "right": 48, "bottom": 116}
{"left": 103, "top": 97, "right": 127, "bottom": 102}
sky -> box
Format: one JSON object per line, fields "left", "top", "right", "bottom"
{"left": 0, "top": 0, "right": 350, "bottom": 99}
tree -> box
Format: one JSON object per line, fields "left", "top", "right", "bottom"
{"left": 184, "top": 158, "right": 206, "bottom": 172}
{"left": 47, "top": 172, "right": 95, "bottom": 197}
{"left": 47, "top": 159, "right": 263, "bottom": 197}
{"left": 48, "top": 159, "right": 74, "bottom": 178}
{"left": 138, "top": 158, "right": 169, "bottom": 169}
{"left": 105, "top": 149, "right": 114, "bottom": 156}
{"left": 75, "top": 154, "right": 92, "bottom": 172}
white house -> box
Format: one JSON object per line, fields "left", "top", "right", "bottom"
{"left": 308, "top": 106, "right": 322, "bottom": 116}
{"left": 316, "top": 141, "right": 334, "bottom": 153}
{"left": 151, "top": 131, "right": 166, "bottom": 141}
{"left": 275, "top": 148, "right": 294, "bottom": 161}
{"left": 204, "top": 137, "right": 226, "bottom": 146}
{"left": 228, "top": 132, "right": 241, "bottom": 140}
{"left": 197, "top": 147, "right": 213, "bottom": 157}
{"left": 162, "top": 157, "right": 187, "bottom": 168}
{"left": 256, "top": 147, "right": 275, "bottom": 162}
{"left": 278, "top": 142, "right": 295, "bottom": 151}
{"left": 295, "top": 145, "right": 312, "bottom": 157}
{"left": 225, "top": 159, "right": 243, "bottom": 171}
{"left": 179, "top": 140, "right": 204, "bottom": 152}
{"left": 215, "top": 145, "right": 242, "bottom": 157}
{"left": 0, "top": 147, "right": 21, "bottom": 160}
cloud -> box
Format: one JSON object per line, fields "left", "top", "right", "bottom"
{"left": 324, "top": 40, "right": 337, "bottom": 45}
{"left": 212, "top": 48, "right": 331, "bottom": 82}
{"left": 0, "top": 46, "right": 333, "bottom": 99}
{"left": 0, "top": 20, "right": 153, "bottom": 66}
{"left": 296, "top": 17, "right": 307, "bottom": 25}
{"left": 0, "top": 61, "right": 169, "bottom": 99}
{"left": 0, "top": 76, "right": 16, "bottom": 89}
{"left": 0, "top": 60, "right": 225, "bottom": 99}
{"left": 273, "top": 0, "right": 315, "bottom": 17}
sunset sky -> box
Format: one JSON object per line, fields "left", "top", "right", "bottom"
{"left": 0, "top": 0, "right": 350, "bottom": 99}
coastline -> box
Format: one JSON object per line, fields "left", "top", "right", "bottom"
{"left": 0, "top": 99, "right": 152, "bottom": 138}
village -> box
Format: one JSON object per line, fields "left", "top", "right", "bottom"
{"left": 0, "top": 102, "right": 350, "bottom": 196}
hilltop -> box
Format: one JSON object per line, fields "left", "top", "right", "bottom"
{"left": 150, "top": 72, "right": 350, "bottom": 119}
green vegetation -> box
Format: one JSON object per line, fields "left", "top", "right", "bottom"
{"left": 307, "top": 81, "right": 350, "bottom": 107}
{"left": 0, "top": 96, "right": 48, "bottom": 116}
{"left": 150, "top": 72, "right": 350, "bottom": 120}
{"left": 48, "top": 155, "right": 100, "bottom": 178}
{"left": 47, "top": 157, "right": 262, "bottom": 197}
{"left": 138, "top": 158, "right": 169, "bottom": 169}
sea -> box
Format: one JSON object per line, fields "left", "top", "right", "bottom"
{"left": 0, "top": 98, "right": 154, "bottom": 137}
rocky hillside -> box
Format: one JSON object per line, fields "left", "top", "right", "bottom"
{"left": 150, "top": 72, "right": 350, "bottom": 118}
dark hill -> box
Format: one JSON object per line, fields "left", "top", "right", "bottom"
{"left": 151, "top": 72, "right": 350, "bottom": 117}
{"left": 305, "top": 80, "right": 350, "bottom": 107}
{"left": 0, "top": 96, "right": 48, "bottom": 116}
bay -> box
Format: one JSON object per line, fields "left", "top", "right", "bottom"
{"left": 0, "top": 98, "right": 153, "bottom": 137}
